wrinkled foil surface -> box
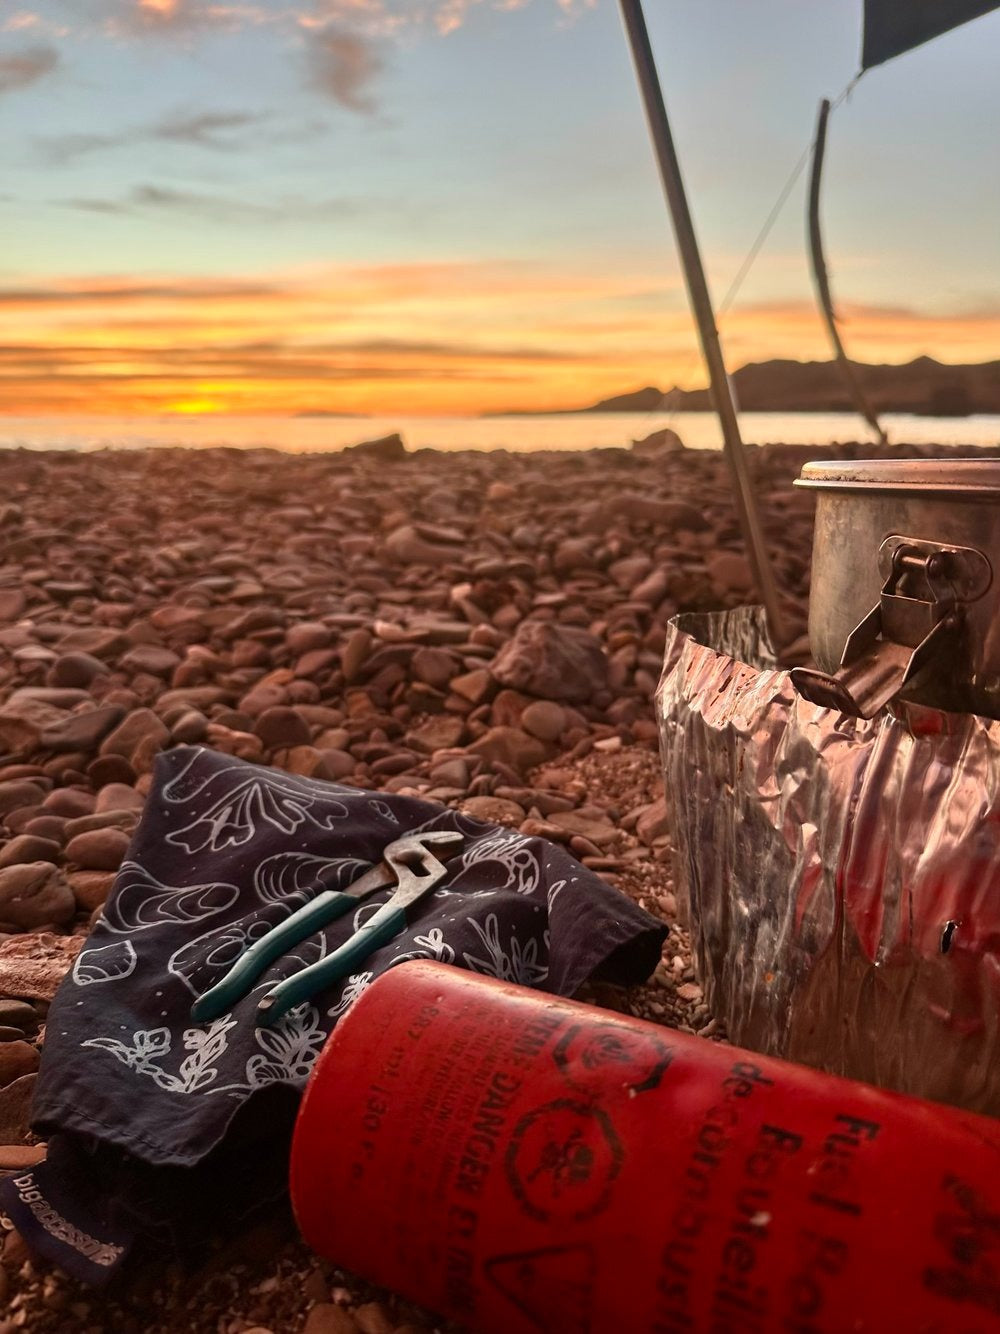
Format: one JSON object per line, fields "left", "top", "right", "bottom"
{"left": 656, "top": 606, "right": 1000, "bottom": 1115}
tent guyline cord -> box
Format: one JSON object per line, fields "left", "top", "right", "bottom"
{"left": 716, "top": 75, "right": 859, "bottom": 321}
{"left": 644, "top": 74, "right": 862, "bottom": 440}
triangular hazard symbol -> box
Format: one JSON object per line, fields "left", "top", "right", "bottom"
{"left": 484, "top": 1243, "right": 595, "bottom": 1332}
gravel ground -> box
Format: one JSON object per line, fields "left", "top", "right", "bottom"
{"left": 0, "top": 431, "right": 895, "bottom": 1331}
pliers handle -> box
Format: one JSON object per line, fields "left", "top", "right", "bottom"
{"left": 190, "top": 830, "right": 462, "bottom": 1026}
{"left": 257, "top": 831, "right": 461, "bottom": 1025}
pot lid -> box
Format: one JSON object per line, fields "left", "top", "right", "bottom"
{"left": 796, "top": 458, "right": 1000, "bottom": 498}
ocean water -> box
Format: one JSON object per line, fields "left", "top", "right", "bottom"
{"left": 2, "top": 411, "right": 1000, "bottom": 454}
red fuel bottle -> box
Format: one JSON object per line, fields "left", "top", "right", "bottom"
{"left": 290, "top": 962, "right": 1000, "bottom": 1333}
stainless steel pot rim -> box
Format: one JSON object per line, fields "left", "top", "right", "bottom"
{"left": 796, "top": 458, "right": 1000, "bottom": 498}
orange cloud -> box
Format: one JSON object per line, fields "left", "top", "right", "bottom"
{"left": 719, "top": 299, "right": 1000, "bottom": 364}
{"left": 306, "top": 28, "right": 384, "bottom": 111}
{"left": 0, "top": 43, "right": 58, "bottom": 94}
{"left": 2, "top": 262, "right": 997, "bottom": 417}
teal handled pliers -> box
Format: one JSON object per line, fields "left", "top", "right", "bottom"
{"left": 191, "top": 829, "right": 463, "bottom": 1028}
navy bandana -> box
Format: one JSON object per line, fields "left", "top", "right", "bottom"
{"left": 2, "top": 746, "right": 666, "bottom": 1282}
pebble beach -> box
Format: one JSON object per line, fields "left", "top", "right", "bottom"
{"left": 0, "top": 432, "right": 858, "bottom": 1330}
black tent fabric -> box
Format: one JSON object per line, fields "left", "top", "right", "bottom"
{"left": 863, "top": 0, "right": 1000, "bottom": 69}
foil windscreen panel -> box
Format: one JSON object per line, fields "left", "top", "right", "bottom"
{"left": 656, "top": 606, "right": 1000, "bottom": 1115}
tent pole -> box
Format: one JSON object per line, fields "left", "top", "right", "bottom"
{"left": 617, "top": 0, "right": 788, "bottom": 651}
{"left": 808, "top": 98, "right": 888, "bottom": 446}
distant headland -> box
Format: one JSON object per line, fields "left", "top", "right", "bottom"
{"left": 490, "top": 357, "right": 1000, "bottom": 418}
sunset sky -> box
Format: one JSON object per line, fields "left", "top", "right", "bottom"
{"left": 2, "top": 0, "right": 999, "bottom": 417}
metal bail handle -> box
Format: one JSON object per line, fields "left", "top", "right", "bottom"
{"left": 791, "top": 535, "right": 992, "bottom": 718}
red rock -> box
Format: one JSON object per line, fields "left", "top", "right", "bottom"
{"left": 0, "top": 765, "right": 45, "bottom": 782}
{"left": 460, "top": 796, "right": 526, "bottom": 825}
{"left": 0, "top": 1073, "right": 36, "bottom": 1142}
{"left": 21, "top": 815, "right": 65, "bottom": 844}
{"left": 450, "top": 669, "right": 493, "bottom": 705}
{"left": 520, "top": 700, "right": 568, "bottom": 742}
{"left": 0, "top": 781, "right": 47, "bottom": 819}
{"left": 63, "top": 810, "right": 138, "bottom": 839}
{"left": 286, "top": 621, "right": 332, "bottom": 654}
{"left": 94, "top": 782, "right": 144, "bottom": 813}
{"left": 354, "top": 1302, "right": 395, "bottom": 1334}
{"left": 294, "top": 648, "right": 340, "bottom": 678}
{"left": 0, "top": 999, "right": 37, "bottom": 1032}
{"left": 310, "top": 749, "right": 356, "bottom": 781}
{"left": 148, "top": 606, "right": 209, "bottom": 641}
{"left": 16, "top": 687, "right": 93, "bottom": 710}
{"left": 315, "top": 727, "right": 351, "bottom": 750}
{"left": 57, "top": 626, "right": 128, "bottom": 658}
{"left": 231, "top": 638, "right": 271, "bottom": 669}
{"left": 636, "top": 796, "right": 670, "bottom": 845}
{"left": 67, "top": 869, "right": 116, "bottom": 912}
{"left": 40, "top": 704, "right": 127, "bottom": 753}
{"left": 221, "top": 606, "right": 285, "bottom": 640}
{"left": 428, "top": 757, "right": 470, "bottom": 788}
{"left": 346, "top": 431, "right": 406, "bottom": 462}
{"left": 547, "top": 809, "right": 619, "bottom": 846}
{"left": 631, "top": 426, "right": 684, "bottom": 456}
{"left": 411, "top": 647, "right": 458, "bottom": 690}
{"left": 519, "top": 816, "right": 570, "bottom": 842}
{"left": 552, "top": 538, "right": 596, "bottom": 575}
{"left": 99, "top": 708, "right": 170, "bottom": 772}
{"left": 632, "top": 567, "right": 671, "bottom": 605}
{"left": 303, "top": 1303, "right": 361, "bottom": 1334}
{"left": 0, "top": 1041, "right": 39, "bottom": 1088}
{"left": 491, "top": 621, "right": 608, "bottom": 704}
{"left": 468, "top": 727, "right": 548, "bottom": 774}
{"left": 155, "top": 685, "right": 230, "bottom": 713}
{"left": 41, "top": 787, "right": 94, "bottom": 818}
{"left": 616, "top": 494, "right": 709, "bottom": 530}
{"left": 0, "top": 932, "right": 82, "bottom": 999}
{"left": 609, "top": 554, "right": 652, "bottom": 588}
{"left": 120, "top": 644, "right": 182, "bottom": 677}
{"left": 406, "top": 715, "right": 467, "bottom": 754}
{"left": 0, "top": 698, "right": 70, "bottom": 759}
{"left": 278, "top": 745, "right": 321, "bottom": 776}
{"left": 384, "top": 524, "right": 456, "bottom": 566}
{"left": 86, "top": 754, "right": 136, "bottom": 787}
{"left": 48, "top": 651, "right": 110, "bottom": 688}
{"left": 238, "top": 685, "right": 287, "bottom": 718}
{"left": 170, "top": 709, "right": 208, "bottom": 743}
{"left": 706, "top": 550, "right": 755, "bottom": 597}
{"left": 3, "top": 807, "right": 44, "bottom": 837}
{"left": 0, "top": 835, "right": 62, "bottom": 868}
{"left": 254, "top": 706, "right": 312, "bottom": 750}
{"left": 0, "top": 588, "right": 25, "bottom": 621}
{"left": 0, "top": 861, "right": 75, "bottom": 930}
{"left": 0, "top": 1144, "right": 46, "bottom": 1170}
{"left": 486, "top": 481, "right": 516, "bottom": 503}
{"left": 65, "top": 826, "right": 131, "bottom": 871}
{"left": 199, "top": 724, "right": 260, "bottom": 760}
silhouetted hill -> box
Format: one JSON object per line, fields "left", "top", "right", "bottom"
{"left": 517, "top": 358, "right": 1000, "bottom": 416}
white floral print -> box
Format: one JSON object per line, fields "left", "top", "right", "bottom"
{"left": 462, "top": 912, "right": 549, "bottom": 986}
{"left": 166, "top": 775, "right": 349, "bottom": 853}
{"left": 83, "top": 1016, "right": 238, "bottom": 1094}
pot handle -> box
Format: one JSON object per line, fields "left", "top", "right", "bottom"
{"left": 791, "top": 536, "right": 991, "bottom": 718}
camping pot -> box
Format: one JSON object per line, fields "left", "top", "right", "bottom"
{"left": 790, "top": 459, "right": 1000, "bottom": 718}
